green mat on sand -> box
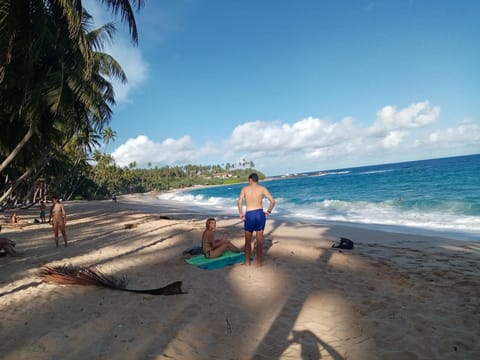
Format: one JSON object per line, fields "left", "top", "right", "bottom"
{"left": 185, "top": 250, "right": 245, "bottom": 270}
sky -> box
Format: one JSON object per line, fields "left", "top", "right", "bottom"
{"left": 84, "top": 0, "right": 479, "bottom": 175}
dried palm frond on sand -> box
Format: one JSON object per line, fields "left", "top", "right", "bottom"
{"left": 40, "top": 265, "right": 185, "bottom": 295}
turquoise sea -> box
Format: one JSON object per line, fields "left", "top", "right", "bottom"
{"left": 159, "top": 154, "right": 480, "bottom": 241}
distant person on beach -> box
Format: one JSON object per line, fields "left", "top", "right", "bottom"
{"left": 10, "top": 212, "right": 20, "bottom": 224}
{"left": 112, "top": 192, "right": 117, "bottom": 203}
{"left": 39, "top": 201, "right": 47, "bottom": 223}
{"left": 238, "top": 173, "right": 275, "bottom": 267}
{"left": 0, "top": 237, "right": 17, "bottom": 256}
{"left": 202, "top": 218, "right": 242, "bottom": 258}
{"left": 49, "top": 196, "right": 68, "bottom": 248}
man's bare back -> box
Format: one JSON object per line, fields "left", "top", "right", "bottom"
{"left": 239, "top": 183, "right": 273, "bottom": 211}
{"left": 237, "top": 173, "right": 275, "bottom": 267}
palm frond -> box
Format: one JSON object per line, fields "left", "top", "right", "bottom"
{"left": 40, "top": 264, "right": 184, "bottom": 296}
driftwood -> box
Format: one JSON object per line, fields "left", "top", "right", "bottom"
{"left": 40, "top": 265, "right": 185, "bottom": 296}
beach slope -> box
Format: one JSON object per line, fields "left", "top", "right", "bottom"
{"left": 0, "top": 195, "right": 479, "bottom": 359}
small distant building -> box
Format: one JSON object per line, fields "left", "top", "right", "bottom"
{"left": 213, "top": 173, "right": 233, "bottom": 179}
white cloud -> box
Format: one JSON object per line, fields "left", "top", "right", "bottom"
{"left": 111, "top": 102, "right": 479, "bottom": 174}
{"left": 369, "top": 101, "right": 440, "bottom": 135}
{"left": 381, "top": 130, "right": 407, "bottom": 148}
{"left": 112, "top": 135, "right": 215, "bottom": 168}
{"left": 419, "top": 118, "right": 480, "bottom": 147}
{"left": 228, "top": 116, "right": 358, "bottom": 157}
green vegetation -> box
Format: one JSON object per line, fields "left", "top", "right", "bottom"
{"left": 74, "top": 155, "right": 265, "bottom": 200}
{"left": 0, "top": 1, "right": 144, "bottom": 207}
{"left": 0, "top": 1, "right": 264, "bottom": 207}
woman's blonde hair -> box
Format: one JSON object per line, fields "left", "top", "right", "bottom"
{"left": 205, "top": 217, "right": 216, "bottom": 229}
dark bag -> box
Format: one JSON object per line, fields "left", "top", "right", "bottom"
{"left": 182, "top": 246, "right": 204, "bottom": 256}
{"left": 332, "top": 237, "right": 354, "bottom": 250}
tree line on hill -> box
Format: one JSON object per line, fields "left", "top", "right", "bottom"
{"left": 69, "top": 153, "right": 264, "bottom": 201}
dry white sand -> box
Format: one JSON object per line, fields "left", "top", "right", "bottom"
{"left": 0, "top": 194, "right": 479, "bottom": 359}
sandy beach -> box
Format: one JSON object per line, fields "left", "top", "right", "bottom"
{"left": 0, "top": 194, "right": 479, "bottom": 359}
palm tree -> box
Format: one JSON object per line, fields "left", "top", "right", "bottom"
{"left": 1, "top": 0, "right": 143, "bottom": 79}
{"left": 0, "top": 23, "right": 118, "bottom": 203}
{"left": 0, "top": 1, "right": 143, "bottom": 204}
{"left": 102, "top": 126, "right": 117, "bottom": 152}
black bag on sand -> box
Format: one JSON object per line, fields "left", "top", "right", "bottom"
{"left": 182, "top": 246, "right": 204, "bottom": 256}
{"left": 332, "top": 237, "right": 354, "bottom": 250}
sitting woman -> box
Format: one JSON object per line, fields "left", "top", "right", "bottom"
{"left": 0, "top": 237, "right": 18, "bottom": 257}
{"left": 202, "top": 218, "right": 242, "bottom": 258}
{"left": 10, "top": 212, "right": 20, "bottom": 224}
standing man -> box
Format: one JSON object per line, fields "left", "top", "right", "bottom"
{"left": 238, "top": 173, "right": 275, "bottom": 267}
{"left": 39, "top": 200, "right": 47, "bottom": 223}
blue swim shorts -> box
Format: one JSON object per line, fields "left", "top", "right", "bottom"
{"left": 244, "top": 209, "right": 266, "bottom": 232}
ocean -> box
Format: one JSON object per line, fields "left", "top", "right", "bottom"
{"left": 159, "top": 154, "right": 480, "bottom": 241}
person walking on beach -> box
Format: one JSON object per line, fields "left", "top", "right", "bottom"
{"left": 202, "top": 218, "right": 242, "bottom": 258}
{"left": 49, "top": 196, "right": 68, "bottom": 248}
{"left": 238, "top": 173, "right": 275, "bottom": 267}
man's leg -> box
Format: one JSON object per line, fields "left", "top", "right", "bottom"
{"left": 244, "top": 231, "right": 253, "bottom": 265}
{"left": 256, "top": 230, "right": 264, "bottom": 267}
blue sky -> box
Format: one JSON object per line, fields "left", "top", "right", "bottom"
{"left": 85, "top": 0, "right": 479, "bottom": 175}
